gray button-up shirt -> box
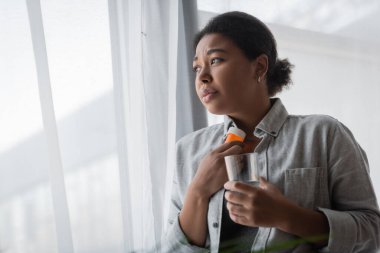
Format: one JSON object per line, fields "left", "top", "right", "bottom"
{"left": 162, "top": 98, "right": 380, "bottom": 253}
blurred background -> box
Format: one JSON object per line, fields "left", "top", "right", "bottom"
{"left": 0, "top": 0, "right": 379, "bottom": 252}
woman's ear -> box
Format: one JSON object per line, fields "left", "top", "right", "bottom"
{"left": 255, "top": 54, "right": 269, "bottom": 82}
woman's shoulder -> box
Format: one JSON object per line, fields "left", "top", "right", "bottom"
{"left": 285, "top": 114, "right": 360, "bottom": 144}
{"left": 286, "top": 113, "right": 341, "bottom": 130}
{"left": 174, "top": 123, "right": 225, "bottom": 182}
{"left": 177, "top": 123, "right": 225, "bottom": 147}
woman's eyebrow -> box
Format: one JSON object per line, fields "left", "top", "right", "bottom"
{"left": 193, "top": 48, "right": 227, "bottom": 61}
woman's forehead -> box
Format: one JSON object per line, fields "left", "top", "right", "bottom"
{"left": 195, "top": 34, "right": 235, "bottom": 56}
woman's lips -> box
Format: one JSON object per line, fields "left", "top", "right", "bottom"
{"left": 201, "top": 88, "right": 217, "bottom": 103}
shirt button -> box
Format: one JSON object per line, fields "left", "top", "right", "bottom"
{"left": 212, "top": 222, "right": 218, "bottom": 228}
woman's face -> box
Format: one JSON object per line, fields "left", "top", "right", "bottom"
{"left": 193, "top": 33, "right": 261, "bottom": 115}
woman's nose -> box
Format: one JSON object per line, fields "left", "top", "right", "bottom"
{"left": 197, "top": 67, "right": 212, "bottom": 84}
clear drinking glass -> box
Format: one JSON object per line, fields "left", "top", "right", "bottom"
{"left": 224, "top": 153, "right": 260, "bottom": 186}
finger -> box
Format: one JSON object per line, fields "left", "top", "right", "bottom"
{"left": 259, "top": 177, "right": 277, "bottom": 191}
{"left": 259, "top": 177, "right": 269, "bottom": 189}
{"left": 220, "top": 144, "right": 243, "bottom": 157}
{"left": 224, "top": 181, "right": 258, "bottom": 195}
{"left": 225, "top": 190, "right": 247, "bottom": 205}
{"left": 259, "top": 177, "right": 281, "bottom": 195}
{"left": 229, "top": 213, "right": 247, "bottom": 225}
{"left": 226, "top": 201, "right": 244, "bottom": 215}
{"left": 213, "top": 141, "right": 243, "bottom": 153}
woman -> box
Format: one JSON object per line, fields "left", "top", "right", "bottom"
{"left": 163, "top": 11, "right": 380, "bottom": 253}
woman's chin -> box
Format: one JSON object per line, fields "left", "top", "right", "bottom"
{"left": 205, "top": 105, "right": 226, "bottom": 115}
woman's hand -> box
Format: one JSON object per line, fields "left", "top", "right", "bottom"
{"left": 224, "top": 177, "right": 330, "bottom": 247}
{"left": 190, "top": 141, "right": 243, "bottom": 199}
{"left": 179, "top": 141, "right": 243, "bottom": 246}
{"left": 224, "top": 177, "right": 291, "bottom": 228}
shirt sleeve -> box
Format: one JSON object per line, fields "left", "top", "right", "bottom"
{"left": 317, "top": 121, "right": 380, "bottom": 253}
{"left": 160, "top": 143, "right": 210, "bottom": 253}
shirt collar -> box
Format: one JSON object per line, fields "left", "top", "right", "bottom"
{"left": 223, "top": 98, "right": 289, "bottom": 138}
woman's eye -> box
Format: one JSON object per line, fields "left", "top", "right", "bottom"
{"left": 211, "top": 58, "right": 223, "bottom": 65}
{"left": 192, "top": 66, "right": 200, "bottom": 73}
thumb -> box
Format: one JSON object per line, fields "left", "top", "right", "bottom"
{"left": 259, "top": 177, "right": 269, "bottom": 189}
{"left": 259, "top": 177, "right": 281, "bottom": 195}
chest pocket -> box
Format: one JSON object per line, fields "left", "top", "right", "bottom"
{"left": 284, "top": 167, "right": 330, "bottom": 209}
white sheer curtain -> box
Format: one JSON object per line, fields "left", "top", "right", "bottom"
{"left": 109, "top": 0, "right": 206, "bottom": 251}
{"left": 0, "top": 0, "right": 205, "bottom": 252}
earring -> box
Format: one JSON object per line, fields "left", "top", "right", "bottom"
{"left": 258, "top": 76, "right": 261, "bottom": 83}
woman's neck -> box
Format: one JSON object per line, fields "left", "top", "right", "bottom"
{"left": 229, "top": 98, "right": 271, "bottom": 135}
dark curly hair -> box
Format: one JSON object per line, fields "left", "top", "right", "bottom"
{"left": 193, "top": 11, "right": 293, "bottom": 97}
